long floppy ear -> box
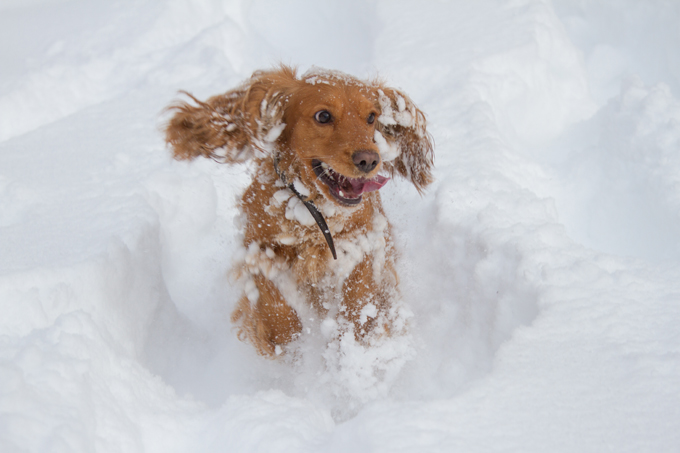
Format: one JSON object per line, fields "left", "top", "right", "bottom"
{"left": 374, "top": 87, "right": 434, "bottom": 193}
{"left": 164, "top": 66, "right": 297, "bottom": 163}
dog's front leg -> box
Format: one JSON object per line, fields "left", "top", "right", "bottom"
{"left": 339, "top": 256, "right": 393, "bottom": 340}
{"left": 232, "top": 273, "right": 302, "bottom": 356}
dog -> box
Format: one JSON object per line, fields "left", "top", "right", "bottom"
{"left": 164, "top": 65, "right": 433, "bottom": 357}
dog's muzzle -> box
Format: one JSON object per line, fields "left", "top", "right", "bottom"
{"left": 312, "top": 159, "right": 389, "bottom": 206}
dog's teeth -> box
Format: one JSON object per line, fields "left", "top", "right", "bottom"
{"left": 339, "top": 190, "right": 344, "bottom": 197}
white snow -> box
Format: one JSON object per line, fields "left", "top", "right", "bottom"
{"left": 374, "top": 129, "right": 400, "bottom": 161}
{"left": 2, "top": 0, "right": 680, "bottom": 452}
{"left": 285, "top": 196, "right": 315, "bottom": 227}
{"left": 263, "top": 122, "right": 286, "bottom": 144}
{"left": 292, "top": 179, "right": 310, "bottom": 198}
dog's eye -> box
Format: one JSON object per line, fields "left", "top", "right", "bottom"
{"left": 367, "top": 112, "right": 376, "bottom": 124}
{"left": 315, "top": 110, "right": 332, "bottom": 124}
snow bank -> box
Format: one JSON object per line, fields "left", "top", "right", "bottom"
{"left": 541, "top": 78, "right": 680, "bottom": 261}
{"left": 2, "top": 0, "right": 680, "bottom": 452}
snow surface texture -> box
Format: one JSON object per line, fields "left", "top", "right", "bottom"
{"left": 2, "top": 0, "right": 680, "bottom": 451}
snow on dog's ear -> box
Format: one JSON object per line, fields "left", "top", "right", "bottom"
{"left": 164, "top": 66, "right": 297, "bottom": 163}
{"left": 373, "top": 87, "right": 434, "bottom": 193}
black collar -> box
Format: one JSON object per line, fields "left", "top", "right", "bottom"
{"left": 273, "top": 156, "right": 337, "bottom": 260}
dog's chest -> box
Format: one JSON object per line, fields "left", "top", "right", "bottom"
{"left": 241, "top": 185, "right": 390, "bottom": 285}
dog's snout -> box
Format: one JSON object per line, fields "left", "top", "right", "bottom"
{"left": 353, "top": 150, "right": 380, "bottom": 173}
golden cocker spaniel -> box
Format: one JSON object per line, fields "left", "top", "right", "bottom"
{"left": 165, "top": 65, "right": 433, "bottom": 357}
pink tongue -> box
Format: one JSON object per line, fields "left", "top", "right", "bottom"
{"left": 349, "top": 175, "right": 390, "bottom": 195}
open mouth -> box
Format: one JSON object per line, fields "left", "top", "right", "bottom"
{"left": 312, "top": 159, "right": 389, "bottom": 205}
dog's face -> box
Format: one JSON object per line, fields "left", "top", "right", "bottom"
{"left": 281, "top": 83, "right": 389, "bottom": 206}
{"left": 165, "top": 66, "right": 433, "bottom": 206}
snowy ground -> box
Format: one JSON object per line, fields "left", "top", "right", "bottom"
{"left": 2, "top": 0, "right": 680, "bottom": 451}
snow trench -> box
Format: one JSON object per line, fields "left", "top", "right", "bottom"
{"left": 2, "top": 0, "right": 680, "bottom": 452}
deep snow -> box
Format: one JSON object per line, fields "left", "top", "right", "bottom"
{"left": 2, "top": 0, "right": 680, "bottom": 451}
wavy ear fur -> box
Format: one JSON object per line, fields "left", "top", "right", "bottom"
{"left": 375, "top": 87, "right": 434, "bottom": 193}
{"left": 164, "top": 66, "right": 297, "bottom": 163}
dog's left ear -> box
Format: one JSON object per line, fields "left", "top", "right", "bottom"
{"left": 374, "top": 87, "right": 434, "bottom": 193}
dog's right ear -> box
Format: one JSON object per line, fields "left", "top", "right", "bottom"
{"left": 164, "top": 66, "right": 297, "bottom": 163}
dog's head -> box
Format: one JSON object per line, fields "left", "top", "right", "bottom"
{"left": 165, "top": 65, "right": 434, "bottom": 206}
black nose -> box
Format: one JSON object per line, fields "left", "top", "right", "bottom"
{"left": 352, "top": 150, "right": 380, "bottom": 173}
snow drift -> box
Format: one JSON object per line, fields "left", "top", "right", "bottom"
{"left": 2, "top": 0, "right": 680, "bottom": 451}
